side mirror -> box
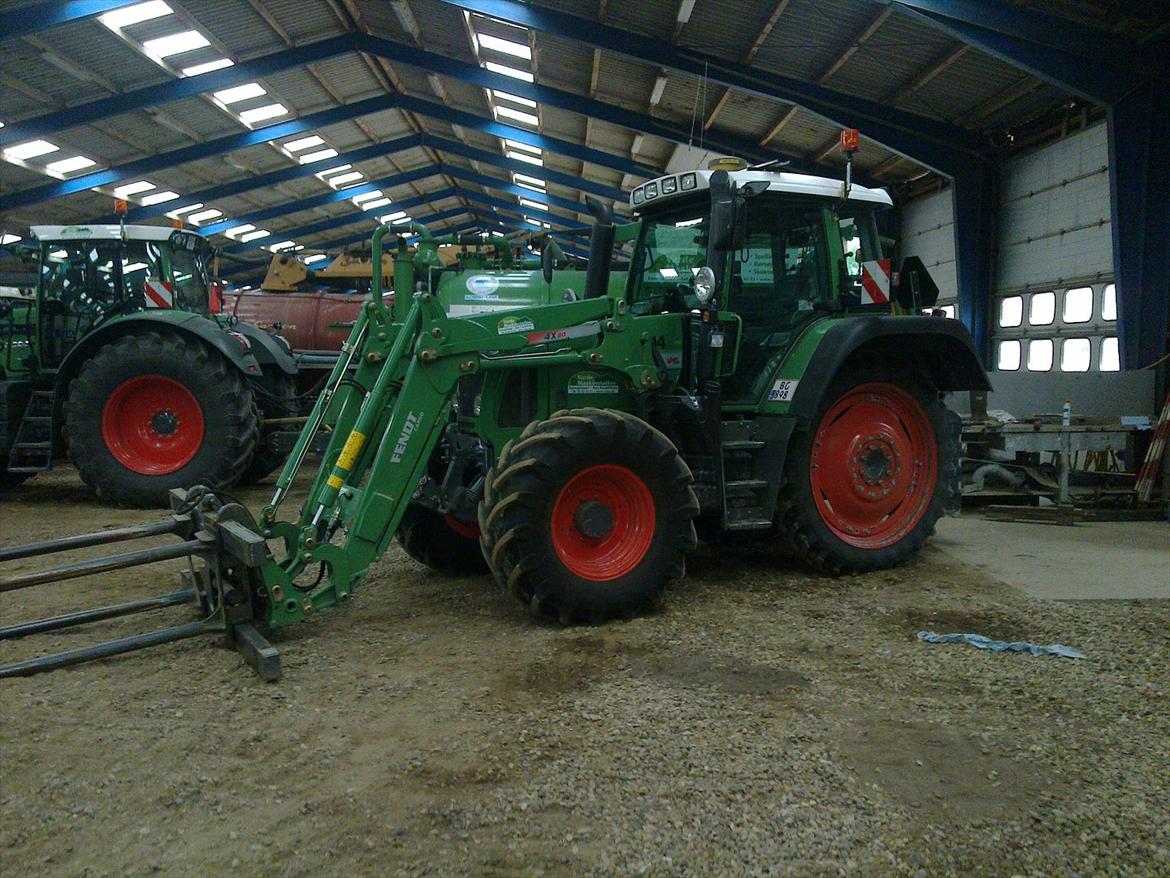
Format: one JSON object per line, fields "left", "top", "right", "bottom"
{"left": 708, "top": 170, "right": 745, "bottom": 252}
{"left": 894, "top": 255, "right": 939, "bottom": 309}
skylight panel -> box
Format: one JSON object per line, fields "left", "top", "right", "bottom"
{"left": 362, "top": 198, "right": 392, "bottom": 210}
{"left": 46, "top": 155, "right": 96, "bottom": 174}
{"left": 329, "top": 172, "right": 364, "bottom": 187}
{"left": 4, "top": 140, "right": 59, "bottom": 161}
{"left": 182, "top": 58, "right": 233, "bottom": 77}
{"left": 99, "top": 1, "right": 173, "bottom": 30}
{"left": 316, "top": 164, "right": 351, "bottom": 177}
{"left": 240, "top": 229, "right": 270, "bottom": 242}
{"left": 187, "top": 208, "right": 223, "bottom": 223}
{"left": 485, "top": 62, "right": 534, "bottom": 83}
{"left": 391, "top": 215, "right": 413, "bottom": 225}
{"left": 166, "top": 202, "right": 203, "bottom": 217}
{"left": 301, "top": 148, "right": 339, "bottom": 164}
{"left": 477, "top": 34, "right": 532, "bottom": 60}
{"left": 512, "top": 173, "right": 545, "bottom": 187}
{"left": 504, "top": 139, "right": 541, "bottom": 155}
{"left": 519, "top": 198, "right": 548, "bottom": 211}
{"left": 214, "top": 83, "right": 266, "bottom": 104}
{"left": 268, "top": 241, "right": 297, "bottom": 252}
{"left": 113, "top": 180, "right": 155, "bottom": 197}
{"left": 493, "top": 90, "right": 537, "bottom": 108}
{"left": 495, "top": 106, "right": 539, "bottom": 126}
{"left": 303, "top": 254, "right": 328, "bottom": 264}
{"left": 380, "top": 211, "right": 408, "bottom": 223}
{"left": 140, "top": 190, "right": 180, "bottom": 205}
{"left": 238, "top": 103, "right": 287, "bottom": 124}
{"left": 285, "top": 135, "right": 325, "bottom": 152}
{"left": 225, "top": 224, "right": 256, "bottom": 238}
{"left": 351, "top": 190, "right": 385, "bottom": 204}
{"left": 507, "top": 151, "right": 543, "bottom": 166}
{"left": 143, "top": 31, "right": 210, "bottom": 59}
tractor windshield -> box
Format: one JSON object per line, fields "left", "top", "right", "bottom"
{"left": 164, "top": 231, "right": 213, "bottom": 313}
{"left": 627, "top": 206, "right": 709, "bottom": 314}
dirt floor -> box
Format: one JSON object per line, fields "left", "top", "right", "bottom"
{"left": 1, "top": 467, "right": 1167, "bottom": 877}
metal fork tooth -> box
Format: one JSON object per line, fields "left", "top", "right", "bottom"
{"left": 0, "top": 590, "right": 195, "bottom": 641}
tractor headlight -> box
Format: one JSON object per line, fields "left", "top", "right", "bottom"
{"left": 692, "top": 266, "right": 716, "bottom": 305}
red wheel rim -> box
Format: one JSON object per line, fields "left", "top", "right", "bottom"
{"left": 444, "top": 514, "right": 480, "bottom": 540}
{"left": 550, "top": 464, "right": 656, "bottom": 581}
{"left": 101, "top": 375, "right": 205, "bottom": 476}
{"left": 810, "top": 382, "right": 937, "bottom": 549}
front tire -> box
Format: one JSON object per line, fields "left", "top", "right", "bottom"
{"left": 237, "top": 368, "right": 296, "bottom": 485}
{"left": 66, "top": 331, "right": 258, "bottom": 507}
{"left": 776, "top": 364, "right": 951, "bottom": 574}
{"left": 480, "top": 408, "right": 698, "bottom": 623}
{"left": 398, "top": 505, "right": 487, "bottom": 575}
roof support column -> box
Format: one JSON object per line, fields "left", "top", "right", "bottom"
{"left": 951, "top": 163, "right": 997, "bottom": 363}
{"left": 1107, "top": 81, "right": 1170, "bottom": 370}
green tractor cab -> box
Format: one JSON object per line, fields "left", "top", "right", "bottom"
{"left": 1, "top": 224, "right": 299, "bottom": 505}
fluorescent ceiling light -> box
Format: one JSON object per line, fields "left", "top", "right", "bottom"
{"left": 143, "top": 31, "right": 210, "bottom": 59}
{"left": 113, "top": 180, "right": 155, "bottom": 196}
{"left": 329, "top": 171, "right": 364, "bottom": 186}
{"left": 214, "top": 82, "right": 266, "bottom": 104}
{"left": 140, "top": 190, "right": 180, "bottom": 205}
{"left": 485, "top": 62, "right": 534, "bottom": 83}
{"left": 4, "top": 140, "right": 59, "bottom": 161}
{"left": 392, "top": 216, "right": 412, "bottom": 225}
{"left": 507, "top": 150, "right": 543, "bottom": 166}
{"left": 238, "top": 103, "right": 287, "bottom": 124}
{"left": 284, "top": 135, "right": 324, "bottom": 152}
{"left": 512, "top": 173, "right": 545, "bottom": 187}
{"left": 380, "top": 211, "right": 407, "bottom": 222}
{"left": 504, "top": 139, "right": 541, "bottom": 155}
{"left": 225, "top": 224, "right": 256, "bottom": 238}
{"left": 477, "top": 34, "right": 531, "bottom": 60}
{"left": 268, "top": 241, "right": 297, "bottom": 252}
{"left": 166, "top": 202, "right": 203, "bottom": 217}
{"left": 650, "top": 75, "right": 667, "bottom": 106}
{"left": 182, "top": 58, "right": 233, "bottom": 77}
{"left": 46, "top": 155, "right": 96, "bottom": 174}
{"left": 493, "top": 90, "right": 537, "bottom": 108}
{"left": 0, "top": 234, "right": 21, "bottom": 245}
{"left": 631, "top": 134, "right": 644, "bottom": 155}
{"left": 99, "top": 1, "right": 173, "bottom": 30}
{"left": 362, "top": 198, "right": 392, "bottom": 210}
{"left": 677, "top": 0, "right": 696, "bottom": 24}
{"left": 495, "top": 106, "right": 539, "bottom": 126}
{"left": 316, "top": 163, "right": 351, "bottom": 177}
{"left": 519, "top": 198, "right": 548, "bottom": 210}
{"left": 240, "top": 229, "right": 270, "bottom": 242}
{"left": 351, "top": 190, "right": 384, "bottom": 204}
{"left": 303, "top": 254, "right": 328, "bottom": 263}
{"left": 187, "top": 208, "right": 223, "bottom": 223}
{"left": 301, "top": 148, "right": 338, "bottom": 164}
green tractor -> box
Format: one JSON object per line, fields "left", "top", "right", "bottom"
{"left": 0, "top": 224, "right": 299, "bottom": 505}
{"left": 0, "top": 159, "right": 989, "bottom": 680}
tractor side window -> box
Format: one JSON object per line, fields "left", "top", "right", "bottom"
{"left": 169, "top": 247, "right": 210, "bottom": 312}
{"left": 120, "top": 241, "right": 162, "bottom": 308}
{"left": 838, "top": 211, "right": 881, "bottom": 281}
{"left": 38, "top": 241, "right": 124, "bottom": 365}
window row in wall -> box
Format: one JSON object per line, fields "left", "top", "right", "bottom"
{"left": 997, "top": 283, "right": 1115, "bottom": 330}
{"left": 997, "top": 335, "right": 1119, "bottom": 373}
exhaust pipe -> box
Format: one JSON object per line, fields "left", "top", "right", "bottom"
{"left": 583, "top": 196, "right": 615, "bottom": 299}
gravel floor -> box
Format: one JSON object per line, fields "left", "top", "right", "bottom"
{"left": 1, "top": 468, "right": 1167, "bottom": 877}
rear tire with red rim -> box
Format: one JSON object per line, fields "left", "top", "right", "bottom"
{"left": 776, "top": 364, "right": 952, "bottom": 574}
{"left": 66, "top": 331, "right": 258, "bottom": 507}
{"left": 480, "top": 408, "right": 698, "bottom": 623}
{"left": 398, "top": 505, "right": 487, "bottom": 575}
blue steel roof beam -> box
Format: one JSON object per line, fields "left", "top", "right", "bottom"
{"left": 0, "top": 1, "right": 136, "bottom": 41}
{"left": 121, "top": 134, "right": 625, "bottom": 224}
{"left": 3, "top": 88, "right": 653, "bottom": 212}
{"left": 442, "top": 167, "right": 592, "bottom": 217}
{"left": 454, "top": 187, "right": 580, "bottom": 231}
{"left": 0, "top": 35, "right": 357, "bottom": 147}
{"left": 435, "top": 0, "right": 985, "bottom": 176}
{"left": 199, "top": 166, "right": 440, "bottom": 236}
{"left": 256, "top": 217, "right": 483, "bottom": 267}
{"left": 887, "top": 0, "right": 1166, "bottom": 88}
{"left": 351, "top": 34, "right": 819, "bottom": 175}
{"left": 219, "top": 188, "right": 460, "bottom": 253}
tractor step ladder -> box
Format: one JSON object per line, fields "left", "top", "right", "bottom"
{"left": 719, "top": 420, "right": 793, "bottom": 531}
{"left": 7, "top": 390, "right": 55, "bottom": 473}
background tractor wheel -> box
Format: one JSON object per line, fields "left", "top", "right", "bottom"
{"left": 776, "top": 363, "right": 952, "bottom": 574}
{"left": 398, "top": 505, "right": 487, "bottom": 575}
{"left": 480, "top": 408, "right": 698, "bottom": 624}
{"left": 65, "top": 331, "right": 258, "bottom": 507}
{"left": 237, "top": 368, "right": 297, "bottom": 485}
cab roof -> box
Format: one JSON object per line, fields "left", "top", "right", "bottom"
{"left": 630, "top": 169, "right": 893, "bottom": 212}
{"left": 31, "top": 224, "right": 194, "bottom": 243}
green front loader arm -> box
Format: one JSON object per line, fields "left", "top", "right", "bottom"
{"left": 253, "top": 224, "right": 646, "bottom": 630}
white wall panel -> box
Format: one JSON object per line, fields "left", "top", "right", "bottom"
{"left": 899, "top": 187, "right": 956, "bottom": 303}
{"left": 996, "top": 123, "right": 1113, "bottom": 291}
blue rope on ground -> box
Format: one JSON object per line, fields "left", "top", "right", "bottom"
{"left": 917, "top": 630, "right": 1085, "bottom": 659}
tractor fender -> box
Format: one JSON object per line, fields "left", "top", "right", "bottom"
{"left": 226, "top": 320, "right": 298, "bottom": 376}
{"left": 759, "top": 315, "right": 991, "bottom": 426}
{"left": 55, "top": 312, "right": 266, "bottom": 394}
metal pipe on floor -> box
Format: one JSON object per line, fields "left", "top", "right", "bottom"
{"left": 0, "top": 590, "right": 195, "bottom": 640}
{"left": 0, "top": 520, "right": 182, "bottom": 563}
{"left": 0, "top": 540, "right": 209, "bottom": 593}
{"left": 0, "top": 620, "right": 210, "bottom": 679}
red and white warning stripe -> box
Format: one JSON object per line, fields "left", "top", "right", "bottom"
{"left": 144, "top": 279, "right": 174, "bottom": 309}
{"left": 1135, "top": 394, "right": 1170, "bottom": 502}
{"left": 860, "top": 259, "right": 891, "bottom": 305}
